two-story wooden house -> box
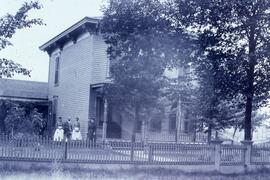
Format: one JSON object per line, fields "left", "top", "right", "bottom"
{"left": 40, "top": 17, "right": 194, "bottom": 141}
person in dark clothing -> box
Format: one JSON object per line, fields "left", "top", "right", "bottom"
{"left": 88, "top": 117, "right": 96, "bottom": 143}
{"left": 64, "top": 118, "right": 73, "bottom": 141}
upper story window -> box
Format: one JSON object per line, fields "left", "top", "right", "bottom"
{"left": 54, "top": 57, "right": 60, "bottom": 85}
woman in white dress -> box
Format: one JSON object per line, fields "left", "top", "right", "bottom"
{"left": 71, "top": 117, "right": 82, "bottom": 140}
{"left": 53, "top": 117, "right": 64, "bottom": 141}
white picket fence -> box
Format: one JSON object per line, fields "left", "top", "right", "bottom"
{"left": 1, "top": 135, "right": 269, "bottom": 169}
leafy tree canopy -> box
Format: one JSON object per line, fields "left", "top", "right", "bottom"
{"left": 101, "top": 0, "right": 176, "bottom": 141}
{"left": 170, "top": 0, "right": 270, "bottom": 140}
{"left": 0, "top": 1, "right": 43, "bottom": 78}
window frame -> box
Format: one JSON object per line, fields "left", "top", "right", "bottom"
{"left": 54, "top": 56, "right": 60, "bottom": 86}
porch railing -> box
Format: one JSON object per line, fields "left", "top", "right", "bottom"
{"left": 117, "top": 131, "right": 208, "bottom": 143}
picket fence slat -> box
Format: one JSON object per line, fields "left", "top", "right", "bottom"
{"left": 0, "top": 136, "right": 269, "bottom": 165}
{"left": 220, "top": 145, "right": 246, "bottom": 165}
{"left": 251, "top": 144, "right": 270, "bottom": 164}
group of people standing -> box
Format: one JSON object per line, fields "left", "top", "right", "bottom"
{"left": 53, "top": 117, "right": 82, "bottom": 141}
{"left": 53, "top": 116, "right": 96, "bottom": 142}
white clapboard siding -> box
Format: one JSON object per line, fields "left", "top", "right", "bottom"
{"left": 91, "top": 34, "right": 109, "bottom": 84}
{"left": 48, "top": 32, "right": 108, "bottom": 138}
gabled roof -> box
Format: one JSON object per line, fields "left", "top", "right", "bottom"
{"left": 39, "top": 17, "right": 100, "bottom": 53}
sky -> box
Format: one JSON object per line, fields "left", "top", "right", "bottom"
{"left": 1, "top": 0, "right": 105, "bottom": 82}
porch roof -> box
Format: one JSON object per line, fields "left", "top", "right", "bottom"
{"left": 0, "top": 79, "right": 48, "bottom": 102}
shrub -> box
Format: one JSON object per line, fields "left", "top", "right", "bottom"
{"left": 3, "top": 101, "right": 47, "bottom": 136}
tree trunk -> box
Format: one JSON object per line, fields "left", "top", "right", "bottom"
{"left": 244, "top": 95, "right": 253, "bottom": 141}
{"left": 215, "top": 130, "right": 218, "bottom": 140}
{"left": 244, "top": 24, "right": 256, "bottom": 141}
{"left": 192, "top": 120, "right": 196, "bottom": 142}
{"left": 232, "top": 127, "right": 237, "bottom": 139}
{"left": 131, "top": 102, "right": 140, "bottom": 143}
{"left": 207, "top": 124, "right": 212, "bottom": 143}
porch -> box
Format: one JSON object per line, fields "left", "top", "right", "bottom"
{"left": 90, "top": 84, "right": 206, "bottom": 143}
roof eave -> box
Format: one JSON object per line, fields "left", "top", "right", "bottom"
{"left": 39, "top": 17, "right": 100, "bottom": 52}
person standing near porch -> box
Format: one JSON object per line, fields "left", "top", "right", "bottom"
{"left": 88, "top": 117, "right": 96, "bottom": 143}
{"left": 53, "top": 117, "right": 64, "bottom": 141}
{"left": 64, "top": 118, "right": 73, "bottom": 141}
{"left": 72, "top": 117, "right": 82, "bottom": 140}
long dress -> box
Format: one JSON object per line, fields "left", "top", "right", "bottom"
{"left": 71, "top": 121, "right": 82, "bottom": 140}
{"left": 53, "top": 121, "right": 64, "bottom": 141}
{"left": 53, "top": 126, "right": 64, "bottom": 141}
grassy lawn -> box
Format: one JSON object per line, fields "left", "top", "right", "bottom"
{"left": 1, "top": 164, "right": 270, "bottom": 180}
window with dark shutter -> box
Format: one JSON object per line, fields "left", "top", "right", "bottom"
{"left": 54, "top": 57, "right": 60, "bottom": 85}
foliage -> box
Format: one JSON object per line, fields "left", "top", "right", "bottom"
{"left": 170, "top": 0, "right": 270, "bottom": 140}
{"left": 191, "top": 69, "right": 245, "bottom": 136}
{"left": 101, "top": 0, "right": 174, "bottom": 141}
{"left": 0, "top": 1, "right": 43, "bottom": 78}
{"left": 2, "top": 100, "right": 47, "bottom": 136}
{"left": 4, "top": 102, "right": 30, "bottom": 135}
{"left": 30, "top": 108, "right": 47, "bottom": 135}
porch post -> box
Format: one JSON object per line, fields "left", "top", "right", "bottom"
{"left": 142, "top": 120, "right": 146, "bottom": 142}
{"left": 102, "top": 99, "right": 108, "bottom": 141}
{"left": 176, "top": 97, "right": 182, "bottom": 143}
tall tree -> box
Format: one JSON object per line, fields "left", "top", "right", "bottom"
{"left": 0, "top": 1, "right": 43, "bottom": 134}
{"left": 100, "top": 0, "right": 173, "bottom": 142}
{"left": 170, "top": 0, "right": 270, "bottom": 140}
{"left": 0, "top": 1, "right": 43, "bottom": 78}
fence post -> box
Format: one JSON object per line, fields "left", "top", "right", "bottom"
{"left": 131, "top": 142, "right": 134, "bottom": 162}
{"left": 175, "top": 129, "right": 178, "bottom": 143}
{"left": 64, "top": 141, "right": 68, "bottom": 160}
{"left": 241, "top": 140, "right": 253, "bottom": 171}
{"left": 211, "top": 140, "right": 223, "bottom": 171}
{"left": 148, "top": 144, "right": 153, "bottom": 163}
